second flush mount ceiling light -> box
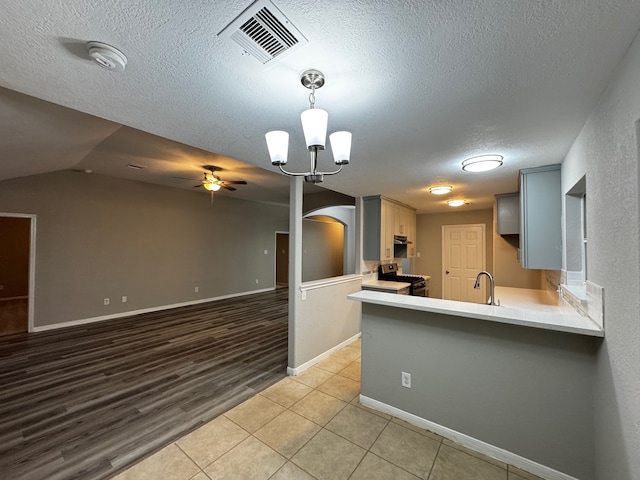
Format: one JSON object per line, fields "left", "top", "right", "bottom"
{"left": 429, "top": 185, "right": 453, "bottom": 195}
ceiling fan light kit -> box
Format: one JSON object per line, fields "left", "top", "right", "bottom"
{"left": 203, "top": 180, "right": 221, "bottom": 192}
{"left": 266, "top": 69, "right": 352, "bottom": 184}
{"left": 198, "top": 165, "right": 247, "bottom": 193}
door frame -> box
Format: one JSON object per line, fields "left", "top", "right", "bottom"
{"left": 274, "top": 231, "right": 289, "bottom": 287}
{"left": 0, "top": 212, "right": 37, "bottom": 332}
{"left": 441, "top": 223, "right": 486, "bottom": 302}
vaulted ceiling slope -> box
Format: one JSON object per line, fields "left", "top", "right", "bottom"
{"left": 1, "top": 0, "right": 639, "bottom": 212}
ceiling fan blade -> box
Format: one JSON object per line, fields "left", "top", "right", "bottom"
{"left": 223, "top": 180, "right": 248, "bottom": 185}
{"left": 222, "top": 184, "right": 237, "bottom": 191}
{"left": 173, "top": 176, "right": 200, "bottom": 181}
{"left": 193, "top": 184, "right": 203, "bottom": 188}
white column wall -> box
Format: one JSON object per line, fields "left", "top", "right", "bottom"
{"left": 562, "top": 30, "right": 640, "bottom": 480}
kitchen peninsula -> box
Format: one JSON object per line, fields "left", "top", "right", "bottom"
{"left": 348, "top": 290, "right": 603, "bottom": 480}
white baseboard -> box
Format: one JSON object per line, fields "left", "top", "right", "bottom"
{"left": 32, "top": 287, "right": 274, "bottom": 332}
{"left": 359, "top": 395, "right": 579, "bottom": 480}
{"left": 287, "top": 333, "right": 361, "bottom": 376}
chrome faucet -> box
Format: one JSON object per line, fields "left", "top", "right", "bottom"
{"left": 474, "top": 271, "right": 499, "bottom": 306}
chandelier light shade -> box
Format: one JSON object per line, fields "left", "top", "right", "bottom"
{"left": 266, "top": 69, "right": 351, "bottom": 183}
{"left": 265, "top": 130, "right": 289, "bottom": 166}
{"left": 301, "top": 108, "right": 328, "bottom": 148}
{"left": 329, "top": 131, "right": 352, "bottom": 165}
{"left": 462, "top": 154, "right": 503, "bottom": 172}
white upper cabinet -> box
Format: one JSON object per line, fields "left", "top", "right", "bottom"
{"left": 408, "top": 211, "right": 416, "bottom": 257}
{"left": 394, "top": 204, "right": 411, "bottom": 236}
{"left": 381, "top": 198, "right": 395, "bottom": 261}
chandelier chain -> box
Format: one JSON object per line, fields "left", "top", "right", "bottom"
{"left": 308, "top": 86, "right": 316, "bottom": 109}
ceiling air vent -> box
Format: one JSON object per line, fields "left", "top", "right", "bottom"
{"left": 218, "top": 0, "right": 308, "bottom": 64}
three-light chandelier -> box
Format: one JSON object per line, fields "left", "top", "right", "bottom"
{"left": 265, "top": 69, "right": 352, "bottom": 184}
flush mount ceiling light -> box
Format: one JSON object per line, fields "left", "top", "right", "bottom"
{"left": 429, "top": 185, "right": 453, "bottom": 195}
{"left": 86, "top": 42, "right": 127, "bottom": 71}
{"left": 447, "top": 199, "right": 468, "bottom": 207}
{"left": 265, "top": 69, "right": 352, "bottom": 184}
{"left": 461, "top": 154, "right": 503, "bottom": 172}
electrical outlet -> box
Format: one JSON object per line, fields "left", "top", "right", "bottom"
{"left": 401, "top": 371, "right": 411, "bottom": 388}
{"left": 194, "top": 286, "right": 199, "bottom": 293}
{"left": 121, "top": 296, "right": 127, "bottom": 303}
{"left": 0, "top": 284, "right": 4, "bottom": 290}
{"left": 255, "top": 279, "right": 259, "bottom": 284}
{"left": 264, "top": 249, "right": 268, "bottom": 254}
{"left": 103, "top": 298, "right": 110, "bottom": 306}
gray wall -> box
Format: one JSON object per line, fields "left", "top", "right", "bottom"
{"left": 561, "top": 29, "right": 640, "bottom": 480}
{"left": 295, "top": 277, "right": 362, "bottom": 367}
{"left": 306, "top": 205, "right": 357, "bottom": 276}
{"left": 302, "top": 218, "right": 344, "bottom": 281}
{"left": 361, "top": 303, "right": 599, "bottom": 480}
{"left": 0, "top": 170, "right": 288, "bottom": 328}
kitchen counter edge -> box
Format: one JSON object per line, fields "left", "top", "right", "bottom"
{"left": 347, "top": 290, "right": 604, "bottom": 338}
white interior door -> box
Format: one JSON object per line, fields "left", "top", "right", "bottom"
{"left": 442, "top": 224, "right": 486, "bottom": 302}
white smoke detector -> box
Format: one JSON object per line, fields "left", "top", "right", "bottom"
{"left": 86, "top": 41, "right": 127, "bottom": 71}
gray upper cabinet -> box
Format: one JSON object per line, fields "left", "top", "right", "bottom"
{"left": 519, "top": 164, "right": 562, "bottom": 269}
{"left": 363, "top": 196, "right": 393, "bottom": 261}
{"left": 495, "top": 193, "right": 520, "bottom": 235}
{"left": 363, "top": 195, "right": 416, "bottom": 261}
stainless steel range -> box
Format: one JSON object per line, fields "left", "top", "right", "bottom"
{"left": 378, "top": 263, "right": 427, "bottom": 297}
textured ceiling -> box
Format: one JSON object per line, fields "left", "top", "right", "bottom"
{"left": 1, "top": 0, "right": 640, "bottom": 212}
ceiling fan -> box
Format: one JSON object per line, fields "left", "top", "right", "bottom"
{"left": 195, "top": 165, "right": 248, "bottom": 192}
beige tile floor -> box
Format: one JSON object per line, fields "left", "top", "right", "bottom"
{"left": 113, "top": 339, "right": 546, "bottom": 480}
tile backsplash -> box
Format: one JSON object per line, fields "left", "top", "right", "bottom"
{"left": 586, "top": 281, "right": 605, "bottom": 329}
{"left": 362, "top": 260, "right": 380, "bottom": 281}
{"left": 543, "top": 270, "right": 561, "bottom": 293}
{"left": 558, "top": 271, "right": 605, "bottom": 330}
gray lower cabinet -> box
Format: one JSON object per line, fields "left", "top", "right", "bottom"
{"left": 519, "top": 164, "right": 562, "bottom": 269}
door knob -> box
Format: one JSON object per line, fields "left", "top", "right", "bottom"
{"left": 445, "top": 270, "right": 450, "bottom": 275}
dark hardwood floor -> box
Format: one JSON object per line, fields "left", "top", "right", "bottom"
{"left": 0, "top": 288, "right": 288, "bottom": 480}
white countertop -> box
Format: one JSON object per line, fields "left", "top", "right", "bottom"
{"left": 348, "top": 290, "right": 604, "bottom": 337}
{"left": 410, "top": 274, "right": 431, "bottom": 281}
{"left": 361, "top": 280, "right": 411, "bottom": 292}
{"left": 494, "top": 286, "right": 561, "bottom": 310}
